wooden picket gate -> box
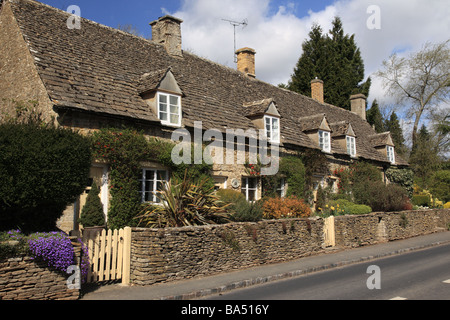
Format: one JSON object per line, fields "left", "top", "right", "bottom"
{"left": 82, "top": 227, "right": 131, "bottom": 285}
{"left": 323, "top": 216, "right": 336, "bottom": 247}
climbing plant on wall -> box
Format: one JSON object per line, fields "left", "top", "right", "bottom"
{"left": 90, "top": 127, "right": 213, "bottom": 229}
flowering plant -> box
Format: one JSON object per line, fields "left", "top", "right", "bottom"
{"left": 244, "top": 161, "right": 261, "bottom": 176}
{"left": 2, "top": 230, "right": 90, "bottom": 284}
{"left": 262, "top": 196, "right": 311, "bottom": 219}
{"left": 28, "top": 232, "right": 77, "bottom": 273}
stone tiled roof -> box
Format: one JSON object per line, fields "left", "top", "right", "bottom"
{"left": 298, "top": 114, "right": 327, "bottom": 132}
{"left": 368, "top": 132, "right": 395, "bottom": 147}
{"left": 329, "top": 121, "right": 354, "bottom": 137}
{"left": 137, "top": 68, "right": 171, "bottom": 94}
{"left": 242, "top": 98, "right": 275, "bottom": 117}
{"left": 5, "top": 0, "right": 407, "bottom": 166}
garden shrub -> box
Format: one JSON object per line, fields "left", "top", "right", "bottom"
{"left": 262, "top": 156, "right": 306, "bottom": 199}
{"left": 345, "top": 204, "right": 372, "bottom": 215}
{"left": 429, "top": 170, "right": 450, "bottom": 203}
{"left": 315, "top": 185, "right": 327, "bottom": 212}
{"left": 78, "top": 182, "right": 105, "bottom": 228}
{"left": 216, "top": 189, "right": 262, "bottom": 222}
{"left": 317, "top": 199, "right": 372, "bottom": 216}
{"left": 0, "top": 230, "right": 29, "bottom": 260}
{"left": 444, "top": 202, "right": 450, "bottom": 209}
{"left": 412, "top": 194, "right": 431, "bottom": 207}
{"left": 385, "top": 167, "right": 414, "bottom": 198}
{"left": 0, "top": 122, "right": 92, "bottom": 232}
{"left": 216, "top": 189, "right": 246, "bottom": 205}
{"left": 354, "top": 180, "right": 410, "bottom": 212}
{"left": 351, "top": 161, "right": 383, "bottom": 183}
{"left": 333, "top": 162, "right": 382, "bottom": 199}
{"left": 262, "top": 196, "right": 311, "bottom": 219}
{"left": 231, "top": 199, "right": 263, "bottom": 222}
{"left": 279, "top": 156, "right": 306, "bottom": 198}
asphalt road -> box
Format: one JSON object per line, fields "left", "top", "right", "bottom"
{"left": 207, "top": 243, "right": 450, "bottom": 300}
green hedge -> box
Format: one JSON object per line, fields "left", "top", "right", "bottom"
{"left": 0, "top": 122, "right": 92, "bottom": 232}
{"left": 412, "top": 194, "right": 431, "bottom": 207}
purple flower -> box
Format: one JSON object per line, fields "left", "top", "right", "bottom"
{"left": 27, "top": 232, "right": 75, "bottom": 273}
{"left": 5, "top": 229, "right": 90, "bottom": 285}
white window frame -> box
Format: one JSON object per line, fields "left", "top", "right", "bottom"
{"left": 139, "top": 169, "right": 169, "bottom": 204}
{"left": 387, "top": 146, "right": 395, "bottom": 164}
{"left": 241, "top": 177, "right": 258, "bottom": 202}
{"left": 346, "top": 136, "right": 356, "bottom": 157}
{"left": 264, "top": 115, "right": 280, "bottom": 144}
{"left": 277, "top": 178, "right": 286, "bottom": 198}
{"left": 319, "top": 130, "right": 331, "bottom": 153}
{"left": 157, "top": 92, "right": 181, "bottom": 127}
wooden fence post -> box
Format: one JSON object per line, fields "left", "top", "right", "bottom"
{"left": 323, "top": 216, "right": 335, "bottom": 247}
{"left": 121, "top": 227, "right": 132, "bottom": 285}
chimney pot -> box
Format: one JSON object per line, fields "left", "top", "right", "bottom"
{"left": 350, "top": 94, "right": 367, "bottom": 120}
{"left": 150, "top": 15, "right": 183, "bottom": 57}
{"left": 311, "top": 79, "right": 324, "bottom": 104}
{"left": 236, "top": 47, "right": 256, "bottom": 77}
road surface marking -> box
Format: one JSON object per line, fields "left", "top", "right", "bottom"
{"left": 390, "top": 296, "right": 407, "bottom": 300}
{"left": 443, "top": 279, "right": 450, "bottom": 284}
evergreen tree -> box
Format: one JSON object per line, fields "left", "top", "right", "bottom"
{"left": 384, "top": 112, "right": 407, "bottom": 156}
{"left": 366, "top": 100, "right": 384, "bottom": 133}
{"left": 288, "top": 17, "right": 370, "bottom": 110}
{"left": 409, "top": 125, "right": 440, "bottom": 187}
{"left": 79, "top": 182, "right": 105, "bottom": 227}
{"left": 287, "top": 23, "right": 328, "bottom": 98}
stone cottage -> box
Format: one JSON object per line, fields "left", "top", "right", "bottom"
{"left": 0, "top": 0, "right": 408, "bottom": 232}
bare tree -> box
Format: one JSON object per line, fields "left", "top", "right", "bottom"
{"left": 375, "top": 40, "right": 450, "bottom": 150}
{"left": 117, "top": 24, "right": 144, "bottom": 38}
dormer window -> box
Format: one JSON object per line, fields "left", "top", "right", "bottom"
{"left": 242, "top": 98, "right": 281, "bottom": 144}
{"left": 138, "top": 68, "right": 183, "bottom": 127}
{"left": 346, "top": 136, "right": 356, "bottom": 157}
{"left": 368, "top": 132, "right": 396, "bottom": 165}
{"left": 264, "top": 115, "right": 280, "bottom": 143}
{"left": 319, "top": 130, "right": 331, "bottom": 152}
{"left": 387, "top": 146, "right": 395, "bottom": 164}
{"left": 157, "top": 92, "right": 181, "bottom": 127}
{"left": 299, "top": 114, "right": 331, "bottom": 153}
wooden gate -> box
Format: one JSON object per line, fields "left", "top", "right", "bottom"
{"left": 82, "top": 227, "right": 131, "bottom": 284}
{"left": 323, "top": 216, "right": 335, "bottom": 247}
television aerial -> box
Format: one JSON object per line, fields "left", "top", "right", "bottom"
{"left": 222, "top": 18, "right": 248, "bottom": 63}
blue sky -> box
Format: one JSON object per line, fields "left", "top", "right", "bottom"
{"left": 41, "top": 0, "right": 335, "bottom": 39}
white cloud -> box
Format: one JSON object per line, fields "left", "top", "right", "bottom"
{"left": 170, "top": 0, "right": 450, "bottom": 105}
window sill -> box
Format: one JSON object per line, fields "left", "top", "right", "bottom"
{"left": 160, "top": 121, "right": 182, "bottom": 128}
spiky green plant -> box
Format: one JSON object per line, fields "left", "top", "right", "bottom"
{"left": 136, "top": 172, "right": 231, "bottom": 228}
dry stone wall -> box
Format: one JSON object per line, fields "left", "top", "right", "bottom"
{"left": 130, "top": 209, "right": 450, "bottom": 286}
{"left": 131, "top": 218, "right": 324, "bottom": 285}
{"left": 334, "top": 209, "right": 450, "bottom": 247}
{"left": 0, "top": 256, "right": 79, "bottom": 300}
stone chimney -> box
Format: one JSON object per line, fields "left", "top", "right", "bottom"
{"left": 311, "top": 78, "right": 324, "bottom": 104}
{"left": 236, "top": 47, "right": 256, "bottom": 78}
{"left": 350, "top": 94, "right": 367, "bottom": 120}
{"left": 150, "top": 15, "right": 183, "bottom": 57}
